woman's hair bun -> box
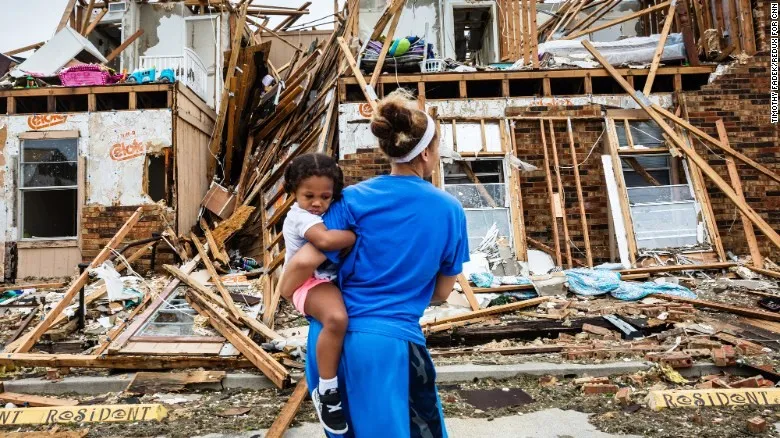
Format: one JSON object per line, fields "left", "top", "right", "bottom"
{"left": 369, "top": 89, "right": 429, "bottom": 158}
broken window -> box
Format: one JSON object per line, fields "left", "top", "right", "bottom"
{"left": 452, "top": 6, "right": 498, "bottom": 65}
{"left": 136, "top": 293, "right": 199, "bottom": 337}
{"left": 443, "top": 160, "right": 512, "bottom": 250}
{"left": 146, "top": 154, "right": 167, "bottom": 203}
{"left": 615, "top": 120, "right": 665, "bottom": 149}
{"left": 19, "top": 138, "right": 78, "bottom": 239}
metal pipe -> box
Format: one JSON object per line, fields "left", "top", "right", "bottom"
{"left": 77, "top": 263, "right": 88, "bottom": 331}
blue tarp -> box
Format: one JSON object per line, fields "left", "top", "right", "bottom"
{"left": 565, "top": 268, "right": 696, "bottom": 301}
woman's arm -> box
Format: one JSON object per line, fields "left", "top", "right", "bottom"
{"left": 278, "top": 243, "right": 327, "bottom": 301}
{"left": 304, "top": 223, "right": 356, "bottom": 251}
{"left": 431, "top": 273, "right": 458, "bottom": 304}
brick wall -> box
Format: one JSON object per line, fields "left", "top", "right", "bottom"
{"left": 81, "top": 204, "right": 175, "bottom": 272}
{"left": 682, "top": 51, "right": 780, "bottom": 260}
{"left": 512, "top": 105, "right": 613, "bottom": 264}
{"left": 339, "top": 148, "right": 391, "bottom": 186}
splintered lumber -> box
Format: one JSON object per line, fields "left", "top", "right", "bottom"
{"left": 566, "top": 118, "right": 593, "bottom": 267}
{"left": 163, "top": 265, "right": 282, "bottom": 341}
{"left": 716, "top": 121, "right": 762, "bottom": 266}
{"left": 191, "top": 233, "right": 241, "bottom": 320}
{"left": 581, "top": 40, "right": 780, "bottom": 252}
{"left": 548, "top": 120, "right": 573, "bottom": 268}
{"left": 0, "top": 282, "right": 66, "bottom": 293}
{"left": 83, "top": 7, "right": 108, "bottom": 37}
{"left": 80, "top": 0, "right": 97, "bottom": 34}
{"left": 643, "top": 0, "right": 676, "bottom": 95}
{"left": 370, "top": 0, "right": 405, "bottom": 41}
{"left": 748, "top": 266, "right": 780, "bottom": 280}
{"left": 2, "top": 42, "right": 45, "bottom": 57}
{"left": 652, "top": 105, "right": 780, "bottom": 185}
{"left": 618, "top": 262, "right": 735, "bottom": 274}
{"left": 207, "top": 1, "right": 248, "bottom": 178}
{"left": 0, "top": 354, "right": 253, "bottom": 370}
{"left": 104, "top": 29, "right": 144, "bottom": 63}
{"left": 200, "top": 218, "right": 230, "bottom": 264}
{"left": 57, "top": 0, "right": 78, "bottom": 32}
{"left": 654, "top": 294, "right": 780, "bottom": 322}
{"left": 265, "top": 379, "right": 308, "bottom": 438}
{"left": 336, "top": 37, "right": 378, "bottom": 112}
{"left": 369, "top": 1, "right": 405, "bottom": 88}
{"left": 456, "top": 274, "right": 481, "bottom": 311}
{"left": 422, "top": 297, "right": 549, "bottom": 328}
{"left": 126, "top": 371, "right": 226, "bottom": 394}
{"left": 0, "top": 392, "right": 78, "bottom": 407}
{"left": 539, "top": 120, "right": 563, "bottom": 266}
{"left": 272, "top": 2, "right": 312, "bottom": 31}
{"left": 564, "top": 1, "right": 671, "bottom": 40}
{"left": 10, "top": 207, "right": 143, "bottom": 353}
{"left": 212, "top": 205, "right": 256, "bottom": 243}
{"left": 186, "top": 283, "right": 290, "bottom": 388}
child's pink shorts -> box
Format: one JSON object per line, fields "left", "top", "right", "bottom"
{"left": 292, "top": 277, "right": 331, "bottom": 315}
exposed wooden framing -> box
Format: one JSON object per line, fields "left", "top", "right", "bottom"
{"left": 104, "top": 29, "right": 144, "bottom": 63}
{"left": 624, "top": 157, "right": 662, "bottom": 185}
{"left": 547, "top": 0, "right": 576, "bottom": 41}
{"left": 57, "top": 0, "right": 78, "bottom": 32}
{"left": 548, "top": 120, "right": 573, "bottom": 268}
{"left": 0, "top": 353, "right": 254, "bottom": 370}
{"left": 542, "top": 77, "right": 551, "bottom": 96}
{"left": 80, "top": 0, "right": 96, "bottom": 34}
{"left": 540, "top": 120, "right": 562, "bottom": 266}
{"left": 191, "top": 233, "right": 241, "bottom": 320}
{"left": 652, "top": 105, "right": 780, "bottom": 185}
{"left": 2, "top": 42, "right": 44, "bottom": 56}
{"left": 675, "top": 0, "right": 700, "bottom": 65}
{"left": 521, "top": 0, "right": 531, "bottom": 65}
{"left": 643, "top": 1, "right": 676, "bottom": 95}
{"left": 507, "top": 120, "right": 528, "bottom": 260}
{"left": 585, "top": 37, "right": 780, "bottom": 251}
{"left": 369, "top": 0, "right": 404, "bottom": 41}
{"left": 568, "top": 0, "right": 617, "bottom": 34}
{"left": 605, "top": 118, "right": 638, "bottom": 266}
{"left": 623, "top": 119, "right": 635, "bottom": 148}
{"left": 422, "top": 297, "right": 549, "bottom": 328}
{"left": 716, "top": 120, "right": 761, "bottom": 266}
{"left": 736, "top": 0, "right": 756, "bottom": 53}
{"left": 272, "top": 2, "right": 312, "bottom": 31}
{"left": 566, "top": 118, "right": 593, "bottom": 267}
{"left": 169, "top": 265, "right": 290, "bottom": 388}
{"left": 10, "top": 207, "right": 143, "bottom": 353}
{"left": 656, "top": 294, "right": 780, "bottom": 322}
{"left": 527, "top": 236, "right": 588, "bottom": 267}
{"left": 459, "top": 80, "right": 468, "bottom": 98}
{"left": 265, "top": 379, "right": 309, "bottom": 438}
{"left": 564, "top": 1, "right": 671, "bottom": 40}
{"left": 530, "top": 0, "right": 539, "bottom": 67}
{"left": 561, "top": 0, "right": 587, "bottom": 33}
{"left": 207, "top": 1, "right": 248, "bottom": 178}
{"left": 369, "top": 1, "right": 405, "bottom": 88}
{"left": 336, "top": 37, "right": 378, "bottom": 112}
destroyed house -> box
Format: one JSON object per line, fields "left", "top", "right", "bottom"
{"left": 0, "top": 1, "right": 244, "bottom": 281}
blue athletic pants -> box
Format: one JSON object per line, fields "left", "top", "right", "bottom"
{"left": 305, "top": 320, "right": 448, "bottom": 438}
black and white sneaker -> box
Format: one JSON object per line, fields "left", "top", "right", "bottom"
{"left": 312, "top": 388, "right": 348, "bottom": 435}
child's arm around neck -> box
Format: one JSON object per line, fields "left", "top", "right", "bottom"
{"left": 304, "top": 223, "right": 356, "bottom": 251}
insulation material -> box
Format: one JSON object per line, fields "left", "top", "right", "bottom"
{"left": 525, "top": 34, "right": 686, "bottom": 68}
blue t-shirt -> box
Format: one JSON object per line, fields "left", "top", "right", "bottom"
{"left": 322, "top": 174, "right": 469, "bottom": 346}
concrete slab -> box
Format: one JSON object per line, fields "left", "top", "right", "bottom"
{"left": 2, "top": 374, "right": 134, "bottom": 395}
{"left": 194, "top": 409, "right": 642, "bottom": 438}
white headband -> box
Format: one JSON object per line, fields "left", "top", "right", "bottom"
{"left": 394, "top": 114, "right": 435, "bottom": 163}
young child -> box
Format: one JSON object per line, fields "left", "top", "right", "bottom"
{"left": 281, "top": 153, "right": 354, "bottom": 435}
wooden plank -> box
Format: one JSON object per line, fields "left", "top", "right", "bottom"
{"left": 619, "top": 261, "right": 735, "bottom": 274}
{"left": 0, "top": 353, "right": 253, "bottom": 369}
{"left": 125, "top": 371, "right": 226, "bottom": 394}
{"left": 605, "top": 118, "right": 638, "bottom": 266}
{"left": 2, "top": 42, "right": 44, "bottom": 56}
{"left": 206, "top": 2, "right": 248, "bottom": 178}
{"left": 456, "top": 274, "right": 481, "bottom": 311}
{"left": 0, "top": 392, "right": 78, "bottom": 407}
{"left": 11, "top": 207, "right": 143, "bottom": 353}
{"left": 83, "top": 7, "right": 108, "bottom": 37}
{"left": 675, "top": 0, "right": 700, "bottom": 65}
{"left": 566, "top": 118, "right": 593, "bottom": 267}
{"left": 624, "top": 157, "right": 661, "bottom": 185}
{"left": 719, "top": 125, "right": 761, "bottom": 265}
{"left": 336, "top": 37, "right": 378, "bottom": 112}
{"left": 564, "top": 1, "right": 671, "bottom": 40}
{"left": 104, "top": 29, "right": 144, "bottom": 63}
{"left": 6, "top": 308, "right": 38, "bottom": 345}
{"left": 422, "top": 297, "right": 549, "bottom": 328}
{"left": 651, "top": 105, "right": 780, "bottom": 185}
{"left": 191, "top": 233, "right": 241, "bottom": 320}
{"left": 521, "top": 0, "right": 531, "bottom": 65}
{"left": 548, "top": 120, "right": 573, "bottom": 268}
{"left": 643, "top": 1, "right": 676, "bottom": 95}
{"left": 80, "top": 0, "right": 96, "bottom": 34}
{"left": 748, "top": 266, "right": 780, "bottom": 279}
{"left": 530, "top": 0, "right": 539, "bottom": 67}
{"left": 200, "top": 218, "right": 229, "bottom": 265}
{"left": 540, "top": 120, "right": 562, "bottom": 266}
{"left": 506, "top": 120, "right": 528, "bottom": 260}
{"left": 655, "top": 294, "right": 780, "bottom": 322}
{"left": 369, "top": 1, "right": 405, "bottom": 88}
{"left": 0, "top": 282, "right": 66, "bottom": 293}
{"left": 57, "top": 0, "right": 78, "bottom": 32}
{"left": 265, "top": 379, "right": 309, "bottom": 438}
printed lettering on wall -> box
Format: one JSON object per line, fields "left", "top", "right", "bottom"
{"left": 27, "top": 114, "right": 68, "bottom": 130}
{"left": 110, "top": 130, "right": 146, "bottom": 161}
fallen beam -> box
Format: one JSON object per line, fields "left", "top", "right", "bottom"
{"left": 0, "top": 392, "right": 78, "bottom": 407}
{"left": 564, "top": 1, "right": 671, "bottom": 40}
{"left": 0, "top": 354, "right": 254, "bottom": 369}
{"left": 422, "top": 297, "right": 549, "bottom": 328}
{"left": 618, "top": 262, "right": 735, "bottom": 275}
{"left": 265, "top": 379, "right": 309, "bottom": 438}
{"left": 655, "top": 294, "right": 780, "bottom": 322}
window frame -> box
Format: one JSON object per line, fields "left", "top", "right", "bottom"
{"left": 17, "top": 132, "right": 81, "bottom": 242}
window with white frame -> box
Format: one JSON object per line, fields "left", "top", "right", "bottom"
{"left": 443, "top": 159, "right": 511, "bottom": 251}
{"left": 20, "top": 137, "right": 78, "bottom": 239}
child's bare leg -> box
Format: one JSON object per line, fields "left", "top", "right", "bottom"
{"left": 304, "top": 283, "right": 348, "bottom": 380}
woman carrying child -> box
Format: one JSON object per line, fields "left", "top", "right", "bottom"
{"left": 280, "top": 89, "right": 469, "bottom": 437}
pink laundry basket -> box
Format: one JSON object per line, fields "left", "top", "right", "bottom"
{"left": 59, "top": 64, "right": 111, "bottom": 87}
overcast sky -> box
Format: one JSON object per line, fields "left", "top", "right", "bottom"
{"left": 0, "top": 1, "right": 344, "bottom": 55}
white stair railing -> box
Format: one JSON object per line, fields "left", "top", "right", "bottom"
{"left": 138, "top": 48, "right": 209, "bottom": 104}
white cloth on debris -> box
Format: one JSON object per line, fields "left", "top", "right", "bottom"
{"left": 282, "top": 202, "right": 337, "bottom": 281}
